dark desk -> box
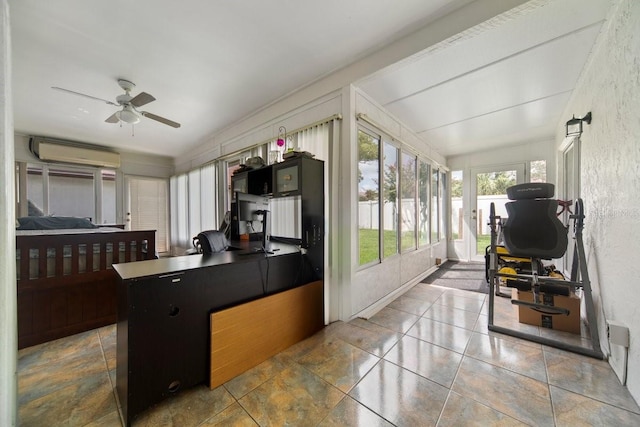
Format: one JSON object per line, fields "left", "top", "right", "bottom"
{"left": 114, "top": 242, "right": 320, "bottom": 426}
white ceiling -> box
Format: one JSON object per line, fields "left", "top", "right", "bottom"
{"left": 9, "top": 0, "right": 611, "bottom": 160}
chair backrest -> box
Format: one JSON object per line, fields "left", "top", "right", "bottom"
{"left": 502, "top": 183, "right": 568, "bottom": 259}
{"left": 194, "top": 230, "right": 229, "bottom": 254}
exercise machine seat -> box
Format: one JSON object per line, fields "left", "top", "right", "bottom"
{"left": 502, "top": 183, "right": 568, "bottom": 259}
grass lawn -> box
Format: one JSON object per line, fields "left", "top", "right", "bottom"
{"left": 359, "top": 228, "right": 399, "bottom": 265}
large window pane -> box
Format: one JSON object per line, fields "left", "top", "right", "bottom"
{"left": 451, "top": 170, "right": 463, "bottom": 240}
{"left": 358, "top": 130, "right": 380, "bottom": 265}
{"left": 400, "top": 152, "right": 416, "bottom": 252}
{"left": 26, "top": 164, "right": 44, "bottom": 215}
{"left": 440, "top": 170, "right": 447, "bottom": 241}
{"left": 431, "top": 169, "right": 439, "bottom": 242}
{"left": 49, "top": 168, "right": 95, "bottom": 220}
{"left": 418, "top": 161, "right": 430, "bottom": 246}
{"left": 530, "top": 160, "right": 547, "bottom": 182}
{"left": 383, "top": 141, "right": 398, "bottom": 258}
{"left": 101, "top": 170, "right": 116, "bottom": 224}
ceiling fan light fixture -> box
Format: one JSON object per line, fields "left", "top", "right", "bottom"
{"left": 116, "top": 105, "right": 141, "bottom": 124}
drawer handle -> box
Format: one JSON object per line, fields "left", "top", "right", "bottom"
{"left": 168, "top": 380, "right": 181, "bottom": 393}
{"left": 169, "top": 306, "right": 180, "bottom": 317}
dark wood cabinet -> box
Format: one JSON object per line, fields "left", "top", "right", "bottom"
{"left": 115, "top": 245, "right": 319, "bottom": 426}
{"left": 231, "top": 157, "right": 324, "bottom": 277}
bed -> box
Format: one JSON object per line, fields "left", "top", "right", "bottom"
{"left": 16, "top": 216, "right": 157, "bottom": 349}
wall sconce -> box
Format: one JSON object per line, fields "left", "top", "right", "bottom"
{"left": 566, "top": 112, "right": 592, "bottom": 137}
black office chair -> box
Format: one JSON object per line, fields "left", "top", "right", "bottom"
{"left": 486, "top": 183, "right": 604, "bottom": 359}
{"left": 193, "top": 230, "right": 229, "bottom": 254}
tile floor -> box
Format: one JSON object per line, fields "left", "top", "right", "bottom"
{"left": 18, "top": 281, "right": 640, "bottom": 426}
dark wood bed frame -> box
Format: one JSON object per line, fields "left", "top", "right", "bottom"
{"left": 16, "top": 229, "right": 157, "bottom": 349}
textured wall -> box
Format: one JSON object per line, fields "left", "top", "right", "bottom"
{"left": 557, "top": 0, "right": 640, "bottom": 400}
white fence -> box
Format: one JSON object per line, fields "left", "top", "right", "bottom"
{"left": 360, "top": 195, "right": 509, "bottom": 236}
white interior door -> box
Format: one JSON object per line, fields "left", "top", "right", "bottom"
{"left": 125, "top": 176, "right": 169, "bottom": 254}
{"left": 469, "top": 164, "right": 525, "bottom": 261}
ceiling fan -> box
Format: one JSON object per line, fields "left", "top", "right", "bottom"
{"left": 52, "top": 79, "right": 181, "bottom": 128}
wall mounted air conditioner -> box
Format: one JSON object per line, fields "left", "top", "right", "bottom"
{"left": 30, "top": 137, "right": 121, "bottom": 168}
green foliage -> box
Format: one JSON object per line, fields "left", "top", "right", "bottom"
{"left": 476, "top": 171, "right": 516, "bottom": 196}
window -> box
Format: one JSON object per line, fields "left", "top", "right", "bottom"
{"left": 22, "top": 163, "right": 115, "bottom": 223}
{"left": 431, "top": 168, "right": 439, "bottom": 242}
{"left": 450, "top": 170, "right": 463, "bottom": 240}
{"left": 101, "top": 170, "right": 116, "bottom": 224}
{"left": 170, "top": 174, "right": 189, "bottom": 250}
{"left": 400, "top": 151, "right": 416, "bottom": 252}
{"left": 418, "top": 160, "right": 430, "bottom": 246}
{"left": 440, "top": 170, "right": 447, "bottom": 241}
{"left": 357, "top": 129, "right": 380, "bottom": 265}
{"left": 382, "top": 141, "right": 399, "bottom": 258}
{"left": 530, "top": 160, "right": 546, "bottom": 182}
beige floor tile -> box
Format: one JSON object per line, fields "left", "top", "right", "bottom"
{"left": 545, "top": 350, "right": 640, "bottom": 413}
{"left": 239, "top": 363, "right": 344, "bottom": 426}
{"left": 349, "top": 359, "right": 449, "bottom": 426}
{"left": 331, "top": 320, "right": 402, "bottom": 357}
{"left": 465, "top": 332, "right": 547, "bottom": 382}
{"left": 550, "top": 385, "right": 640, "bottom": 426}
{"left": 387, "top": 294, "right": 434, "bottom": 316}
{"left": 435, "top": 292, "right": 485, "bottom": 313}
{"left": 452, "top": 356, "right": 554, "bottom": 426}
{"left": 384, "top": 335, "right": 462, "bottom": 388}
{"left": 200, "top": 402, "right": 258, "bottom": 426}
{"left": 406, "top": 317, "right": 473, "bottom": 353}
{"left": 423, "top": 303, "right": 481, "bottom": 330}
{"left": 437, "top": 391, "right": 527, "bottom": 426}
{"left": 19, "top": 370, "right": 117, "bottom": 427}
{"left": 403, "top": 285, "right": 446, "bottom": 302}
{"left": 297, "top": 337, "right": 380, "bottom": 392}
{"left": 367, "top": 306, "right": 421, "bottom": 333}
{"left": 224, "top": 354, "right": 289, "bottom": 399}
{"left": 318, "top": 396, "right": 394, "bottom": 427}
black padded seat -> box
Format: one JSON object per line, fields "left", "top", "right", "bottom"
{"left": 195, "top": 230, "right": 229, "bottom": 254}
{"left": 502, "top": 183, "right": 568, "bottom": 259}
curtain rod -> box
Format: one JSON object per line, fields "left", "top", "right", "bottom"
{"left": 218, "top": 113, "right": 342, "bottom": 162}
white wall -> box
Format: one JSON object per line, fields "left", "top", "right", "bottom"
{"left": 555, "top": 0, "right": 640, "bottom": 400}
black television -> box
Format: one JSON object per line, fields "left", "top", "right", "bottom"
{"left": 230, "top": 192, "right": 270, "bottom": 242}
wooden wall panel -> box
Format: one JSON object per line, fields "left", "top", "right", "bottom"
{"left": 210, "top": 280, "right": 324, "bottom": 388}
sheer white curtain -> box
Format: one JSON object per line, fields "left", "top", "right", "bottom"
{"left": 170, "top": 174, "right": 189, "bottom": 250}
{"left": 170, "top": 163, "right": 218, "bottom": 253}
{"left": 296, "top": 122, "right": 329, "bottom": 161}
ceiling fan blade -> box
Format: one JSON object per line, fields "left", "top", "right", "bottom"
{"left": 130, "top": 92, "right": 156, "bottom": 107}
{"left": 141, "top": 112, "right": 181, "bottom": 128}
{"left": 105, "top": 113, "right": 119, "bottom": 123}
{"left": 52, "top": 86, "right": 118, "bottom": 106}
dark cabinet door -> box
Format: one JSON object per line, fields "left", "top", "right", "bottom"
{"left": 126, "top": 272, "right": 207, "bottom": 421}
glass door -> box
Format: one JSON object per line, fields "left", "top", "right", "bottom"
{"left": 469, "top": 164, "right": 525, "bottom": 261}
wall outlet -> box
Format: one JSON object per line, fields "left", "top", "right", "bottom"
{"left": 607, "top": 319, "right": 629, "bottom": 385}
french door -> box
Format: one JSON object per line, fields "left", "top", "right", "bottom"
{"left": 469, "top": 164, "right": 525, "bottom": 261}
